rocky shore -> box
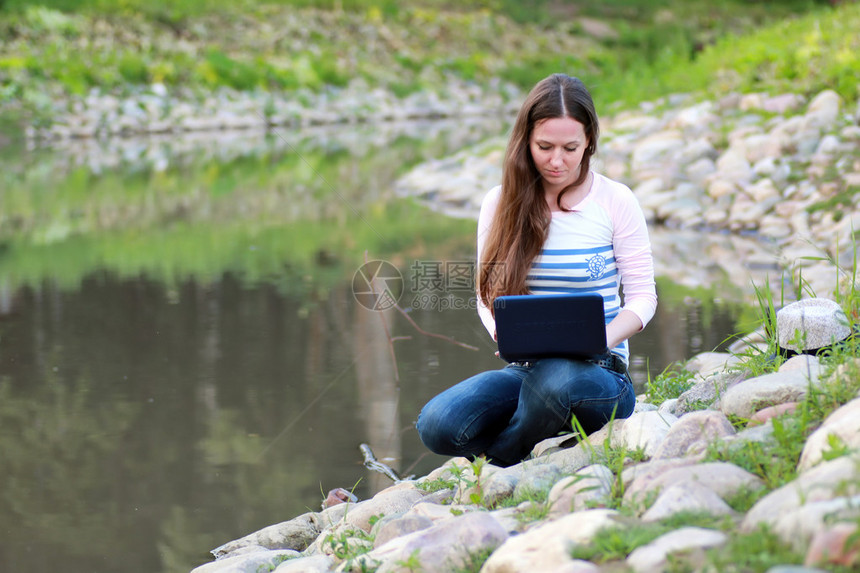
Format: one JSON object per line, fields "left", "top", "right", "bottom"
{"left": 396, "top": 88, "right": 860, "bottom": 300}
{"left": 192, "top": 337, "right": 860, "bottom": 572}
{"left": 23, "top": 78, "right": 521, "bottom": 141}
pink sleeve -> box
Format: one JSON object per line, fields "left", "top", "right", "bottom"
{"left": 609, "top": 183, "right": 658, "bottom": 328}
{"left": 476, "top": 186, "right": 502, "bottom": 338}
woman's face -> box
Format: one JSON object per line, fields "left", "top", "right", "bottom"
{"left": 529, "top": 117, "right": 588, "bottom": 196}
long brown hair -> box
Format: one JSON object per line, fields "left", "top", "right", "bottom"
{"left": 478, "top": 74, "right": 599, "bottom": 311}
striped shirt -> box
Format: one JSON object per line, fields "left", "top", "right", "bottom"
{"left": 477, "top": 172, "right": 657, "bottom": 363}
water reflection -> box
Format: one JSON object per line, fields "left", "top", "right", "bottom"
{"left": 0, "top": 264, "right": 746, "bottom": 572}
{"left": 0, "top": 118, "right": 754, "bottom": 573}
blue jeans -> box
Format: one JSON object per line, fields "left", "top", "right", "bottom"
{"left": 416, "top": 358, "right": 635, "bottom": 467}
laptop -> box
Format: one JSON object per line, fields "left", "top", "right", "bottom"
{"left": 493, "top": 293, "right": 608, "bottom": 362}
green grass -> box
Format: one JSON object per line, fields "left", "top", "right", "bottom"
{"left": 0, "top": 0, "right": 849, "bottom": 123}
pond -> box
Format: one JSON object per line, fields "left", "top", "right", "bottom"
{"left": 0, "top": 119, "right": 752, "bottom": 573}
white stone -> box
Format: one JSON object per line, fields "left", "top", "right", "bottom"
{"left": 194, "top": 550, "right": 302, "bottom": 573}
{"left": 716, "top": 148, "right": 753, "bottom": 182}
{"left": 365, "top": 511, "right": 508, "bottom": 573}
{"left": 481, "top": 510, "right": 619, "bottom": 573}
{"left": 743, "top": 455, "right": 860, "bottom": 532}
{"left": 653, "top": 410, "right": 736, "bottom": 460}
{"left": 615, "top": 410, "right": 678, "bottom": 458}
{"left": 547, "top": 464, "right": 614, "bottom": 516}
{"left": 720, "top": 368, "right": 822, "bottom": 419}
{"left": 626, "top": 527, "right": 728, "bottom": 573}
{"left": 798, "top": 397, "right": 860, "bottom": 471}
{"left": 624, "top": 461, "right": 764, "bottom": 506}
{"left": 777, "top": 298, "right": 851, "bottom": 352}
{"left": 641, "top": 481, "right": 737, "bottom": 522}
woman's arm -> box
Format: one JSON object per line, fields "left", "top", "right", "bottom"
{"left": 606, "top": 309, "right": 644, "bottom": 351}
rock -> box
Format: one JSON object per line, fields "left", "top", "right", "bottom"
{"left": 361, "top": 511, "right": 508, "bottom": 573}
{"left": 803, "top": 90, "right": 841, "bottom": 131}
{"left": 273, "top": 554, "right": 335, "bottom": 572}
{"left": 634, "top": 401, "right": 659, "bottom": 414}
{"left": 743, "top": 454, "right": 860, "bottom": 533}
{"left": 641, "top": 481, "right": 736, "bottom": 522}
{"left": 657, "top": 398, "right": 678, "bottom": 416}
{"left": 481, "top": 510, "right": 619, "bottom": 573}
{"left": 513, "top": 463, "right": 563, "bottom": 500}
{"left": 772, "top": 495, "right": 860, "bottom": 552}
{"left": 716, "top": 147, "right": 753, "bottom": 182}
{"left": 539, "top": 434, "right": 607, "bottom": 473}
{"left": 192, "top": 550, "right": 301, "bottom": 573}
{"left": 798, "top": 397, "right": 860, "bottom": 471}
{"left": 776, "top": 298, "right": 851, "bottom": 353}
{"left": 805, "top": 522, "right": 860, "bottom": 569}
{"left": 614, "top": 410, "right": 678, "bottom": 458}
{"left": 676, "top": 370, "right": 747, "bottom": 414}
{"left": 532, "top": 433, "right": 580, "bottom": 457}
{"left": 748, "top": 402, "right": 799, "bottom": 426}
{"left": 408, "top": 501, "right": 477, "bottom": 523}
{"left": 720, "top": 368, "right": 823, "bottom": 419}
{"left": 344, "top": 486, "right": 425, "bottom": 532}
{"left": 685, "top": 352, "right": 742, "bottom": 378}
{"left": 686, "top": 157, "right": 717, "bottom": 183}
{"left": 626, "top": 527, "right": 728, "bottom": 573}
{"left": 779, "top": 354, "right": 822, "bottom": 374}
{"left": 211, "top": 513, "right": 321, "bottom": 558}
{"left": 323, "top": 488, "right": 358, "bottom": 508}
{"left": 631, "top": 131, "right": 685, "bottom": 176}
{"left": 620, "top": 457, "right": 698, "bottom": 491}
{"left": 748, "top": 178, "right": 781, "bottom": 202}
{"left": 763, "top": 93, "right": 805, "bottom": 114}
{"left": 547, "top": 464, "right": 614, "bottom": 516}
{"left": 624, "top": 461, "right": 764, "bottom": 507}
{"left": 653, "top": 410, "right": 736, "bottom": 460}
{"left": 371, "top": 513, "right": 433, "bottom": 548}
{"left": 481, "top": 470, "right": 522, "bottom": 507}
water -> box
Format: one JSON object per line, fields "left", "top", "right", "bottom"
{"left": 0, "top": 120, "right": 746, "bottom": 572}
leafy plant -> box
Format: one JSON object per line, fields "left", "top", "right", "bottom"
{"left": 645, "top": 363, "right": 695, "bottom": 407}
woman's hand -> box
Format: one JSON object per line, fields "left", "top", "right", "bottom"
{"left": 606, "top": 309, "right": 644, "bottom": 350}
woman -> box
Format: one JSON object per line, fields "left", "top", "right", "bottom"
{"left": 416, "top": 74, "right": 657, "bottom": 467}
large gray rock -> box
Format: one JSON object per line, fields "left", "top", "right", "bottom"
{"left": 344, "top": 486, "right": 426, "bottom": 532}
{"left": 626, "top": 527, "right": 728, "bottom": 573}
{"left": 371, "top": 513, "right": 433, "bottom": 548}
{"left": 743, "top": 454, "right": 860, "bottom": 532}
{"left": 720, "top": 368, "right": 822, "bottom": 419}
{"left": 192, "top": 550, "right": 301, "bottom": 573}
{"left": 653, "top": 410, "right": 736, "bottom": 460}
{"left": 481, "top": 509, "right": 619, "bottom": 573}
{"left": 772, "top": 495, "right": 860, "bottom": 551}
{"left": 675, "top": 370, "right": 748, "bottom": 414}
{"left": 614, "top": 410, "right": 678, "bottom": 458}
{"left": 211, "top": 513, "right": 321, "bottom": 558}
{"left": 513, "top": 463, "right": 563, "bottom": 499}
{"left": 776, "top": 298, "right": 850, "bottom": 352}
{"left": 624, "top": 461, "right": 764, "bottom": 507}
{"left": 641, "top": 481, "right": 737, "bottom": 522}
{"left": 360, "top": 511, "right": 508, "bottom": 573}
